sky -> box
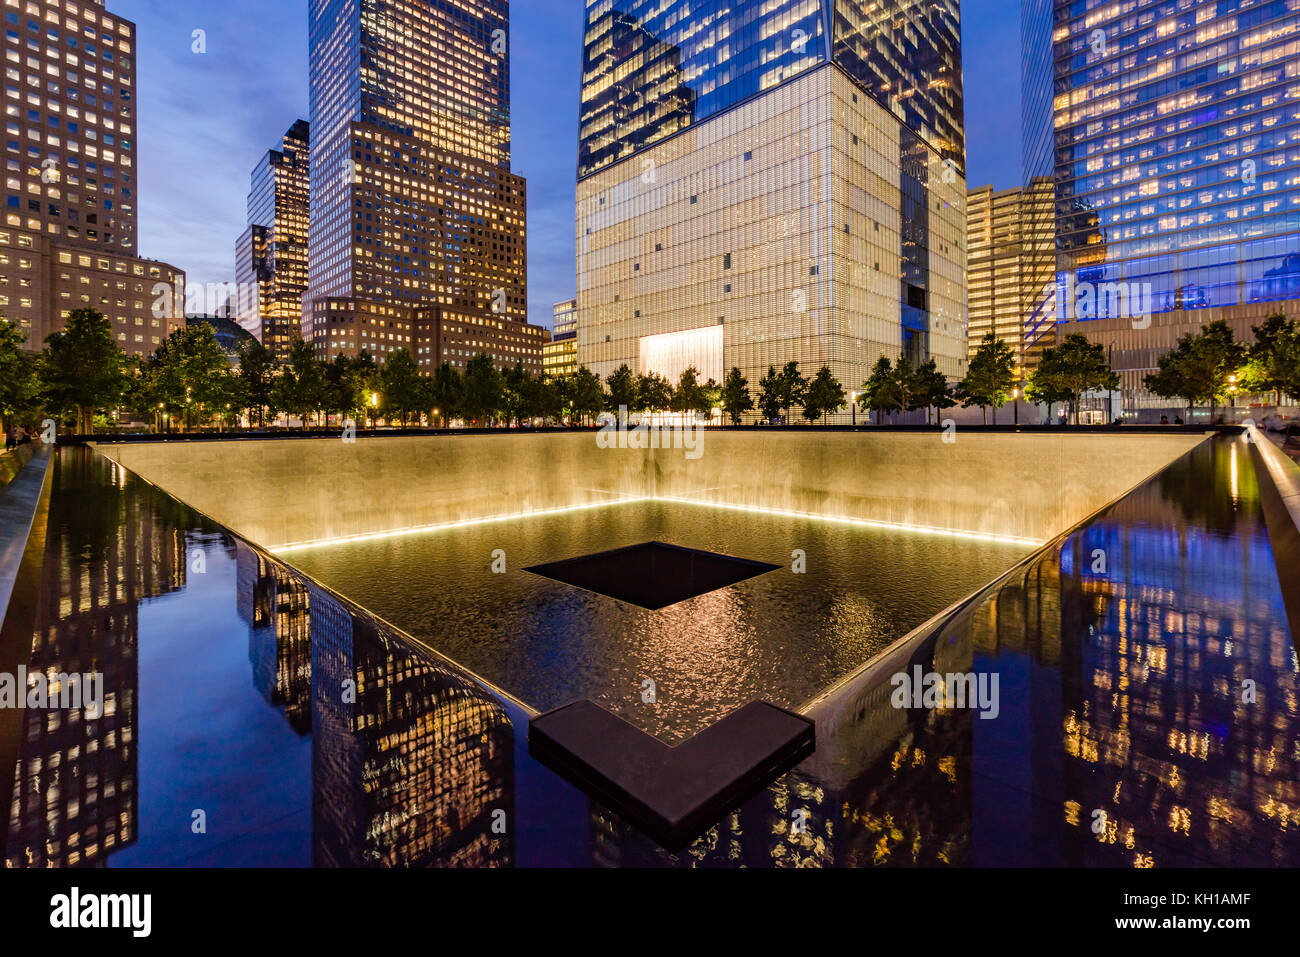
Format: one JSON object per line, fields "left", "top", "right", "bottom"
{"left": 115, "top": 0, "right": 1023, "bottom": 329}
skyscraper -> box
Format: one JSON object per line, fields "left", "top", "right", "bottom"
{"left": 575, "top": 0, "right": 968, "bottom": 406}
{"left": 0, "top": 0, "right": 185, "bottom": 357}
{"left": 1025, "top": 0, "right": 1300, "bottom": 409}
{"left": 543, "top": 297, "right": 577, "bottom": 378}
{"left": 967, "top": 178, "right": 1057, "bottom": 377}
{"left": 235, "top": 120, "right": 311, "bottom": 361}
{"left": 304, "top": 0, "right": 545, "bottom": 373}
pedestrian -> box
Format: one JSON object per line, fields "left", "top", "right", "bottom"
{"left": 1160, "top": 415, "right": 1169, "bottom": 425}
{"left": 3, "top": 425, "right": 14, "bottom": 451}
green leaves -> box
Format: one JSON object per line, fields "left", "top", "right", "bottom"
{"left": 42, "top": 309, "right": 130, "bottom": 434}
{"left": 0, "top": 319, "right": 39, "bottom": 433}
{"left": 1143, "top": 319, "right": 1248, "bottom": 415}
{"left": 956, "top": 332, "right": 1016, "bottom": 423}
{"left": 802, "top": 366, "right": 846, "bottom": 423}
{"left": 1028, "top": 334, "right": 1119, "bottom": 423}
{"left": 720, "top": 367, "right": 753, "bottom": 425}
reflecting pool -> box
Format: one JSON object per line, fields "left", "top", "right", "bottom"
{"left": 286, "top": 499, "right": 1028, "bottom": 741}
{"left": 0, "top": 436, "right": 1294, "bottom": 867}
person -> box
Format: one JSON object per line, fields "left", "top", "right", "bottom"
{"left": 3, "top": 425, "right": 14, "bottom": 451}
{"left": 1174, "top": 416, "right": 1184, "bottom": 425}
{"left": 1160, "top": 415, "right": 1169, "bottom": 425}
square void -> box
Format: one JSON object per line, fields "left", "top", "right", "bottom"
{"left": 525, "top": 541, "right": 780, "bottom": 610}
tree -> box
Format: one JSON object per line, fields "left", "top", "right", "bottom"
{"left": 1029, "top": 334, "right": 1120, "bottom": 424}
{"left": 1238, "top": 313, "right": 1298, "bottom": 406}
{"left": 237, "top": 339, "right": 278, "bottom": 428}
{"left": 893, "top": 356, "right": 923, "bottom": 419}
{"left": 42, "top": 309, "right": 129, "bottom": 435}
{"left": 348, "top": 351, "right": 380, "bottom": 428}
{"left": 778, "top": 361, "right": 808, "bottom": 423}
{"left": 635, "top": 371, "right": 673, "bottom": 414}
{"left": 671, "top": 366, "right": 713, "bottom": 420}
{"left": 757, "top": 366, "right": 783, "bottom": 424}
{"left": 428, "top": 361, "right": 462, "bottom": 428}
{"left": 605, "top": 364, "right": 638, "bottom": 415}
{"left": 379, "top": 349, "right": 423, "bottom": 427}
{"left": 0, "top": 319, "right": 40, "bottom": 435}
{"left": 501, "top": 361, "right": 530, "bottom": 426}
{"left": 461, "top": 352, "right": 504, "bottom": 425}
{"left": 913, "top": 358, "right": 955, "bottom": 425}
{"left": 273, "top": 339, "right": 327, "bottom": 428}
{"left": 957, "top": 332, "right": 1016, "bottom": 424}
{"left": 571, "top": 366, "right": 604, "bottom": 426}
{"left": 720, "top": 367, "right": 753, "bottom": 425}
{"left": 861, "top": 356, "right": 898, "bottom": 425}
{"left": 802, "top": 365, "right": 846, "bottom": 424}
{"left": 1144, "top": 320, "right": 1247, "bottom": 420}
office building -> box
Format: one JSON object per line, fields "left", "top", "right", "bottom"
{"left": 0, "top": 0, "right": 185, "bottom": 356}
{"left": 575, "top": 0, "right": 969, "bottom": 411}
{"left": 543, "top": 297, "right": 577, "bottom": 378}
{"left": 967, "top": 178, "right": 1056, "bottom": 377}
{"left": 1025, "top": 0, "right": 1300, "bottom": 408}
{"left": 304, "top": 0, "right": 545, "bottom": 373}
{"left": 235, "top": 120, "right": 310, "bottom": 361}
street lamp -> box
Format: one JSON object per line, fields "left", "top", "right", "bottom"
{"left": 850, "top": 391, "right": 859, "bottom": 427}
{"left": 1012, "top": 385, "right": 1021, "bottom": 426}
{"left": 1228, "top": 374, "right": 1238, "bottom": 414}
{"left": 1108, "top": 340, "right": 1117, "bottom": 425}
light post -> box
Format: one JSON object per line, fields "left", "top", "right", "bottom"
{"left": 370, "top": 391, "right": 379, "bottom": 430}
{"left": 1108, "top": 340, "right": 1117, "bottom": 425}
{"left": 1013, "top": 385, "right": 1021, "bottom": 426}
{"left": 850, "top": 391, "right": 859, "bottom": 427}
{"left": 1229, "top": 374, "right": 1238, "bottom": 418}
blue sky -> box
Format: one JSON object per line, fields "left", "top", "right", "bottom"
{"left": 116, "top": 0, "right": 1022, "bottom": 328}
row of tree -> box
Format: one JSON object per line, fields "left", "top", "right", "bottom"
{"left": 3, "top": 308, "right": 1297, "bottom": 436}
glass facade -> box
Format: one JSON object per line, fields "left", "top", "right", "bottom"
{"left": 831, "top": 0, "right": 964, "bottom": 168}
{"left": 1021, "top": 0, "right": 1055, "bottom": 181}
{"left": 578, "top": 0, "right": 964, "bottom": 179}
{"left": 1052, "top": 0, "right": 1300, "bottom": 312}
{"left": 967, "top": 178, "right": 1058, "bottom": 374}
{"left": 235, "top": 120, "right": 310, "bottom": 360}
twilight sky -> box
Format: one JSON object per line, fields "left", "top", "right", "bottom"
{"left": 115, "top": 0, "right": 1022, "bottom": 328}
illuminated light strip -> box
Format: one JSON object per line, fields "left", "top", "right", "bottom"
{"left": 268, "top": 497, "right": 654, "bottom": 554}
{"left": 269, "top": 494, "right": 1042, "bottom": 553}
{"left": 654, "top": 496, "right": 1044, "bottom": 547}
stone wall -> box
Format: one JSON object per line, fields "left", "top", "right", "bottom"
{"left": 92, "top": 430, "right": 1208, "bottom": 551}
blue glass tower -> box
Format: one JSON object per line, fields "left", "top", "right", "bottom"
{"left": 578, "top": 0, "right": 964, "bottom": 180}
{"left": 1027, "top": 0, "right": 1300, "bottom": 408}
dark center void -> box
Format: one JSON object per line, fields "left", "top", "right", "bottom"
{"left": 524, "top": 541, "right": 780, "bottom": 610}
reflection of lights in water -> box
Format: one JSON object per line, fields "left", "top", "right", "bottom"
{"left": 1230, "top": 442, "right": 1239, "bottom": 504}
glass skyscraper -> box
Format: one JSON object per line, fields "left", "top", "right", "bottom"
{"left": 1025, "top": 0, "right": 1300, "bottom": 408}
{"left": 576, "top": 0, "right": 968, "bottom": 409}
{"left": 236, "top": 120, "right": 311, "bottom": 361}
{"left": 305, "top": 0, "right": 545, "bottom": 373}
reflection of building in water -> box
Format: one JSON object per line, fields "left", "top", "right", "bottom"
{"left": 588, "top": 651, "right": 974, "bottom": 868}
{"left": 591, "top": 441, "right": 1300, "bottom": 867}
{"left": 1054, "top": 459, "right": 1300, "bottom": 867}
{"left": 237, "top": 543, "right": 312, "bottom": 734}
{"left": 5, "top": 456, "right": 184, "bottom": 867}
{"left": 309, "top": 588, "right": 514, "bottom": 867}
